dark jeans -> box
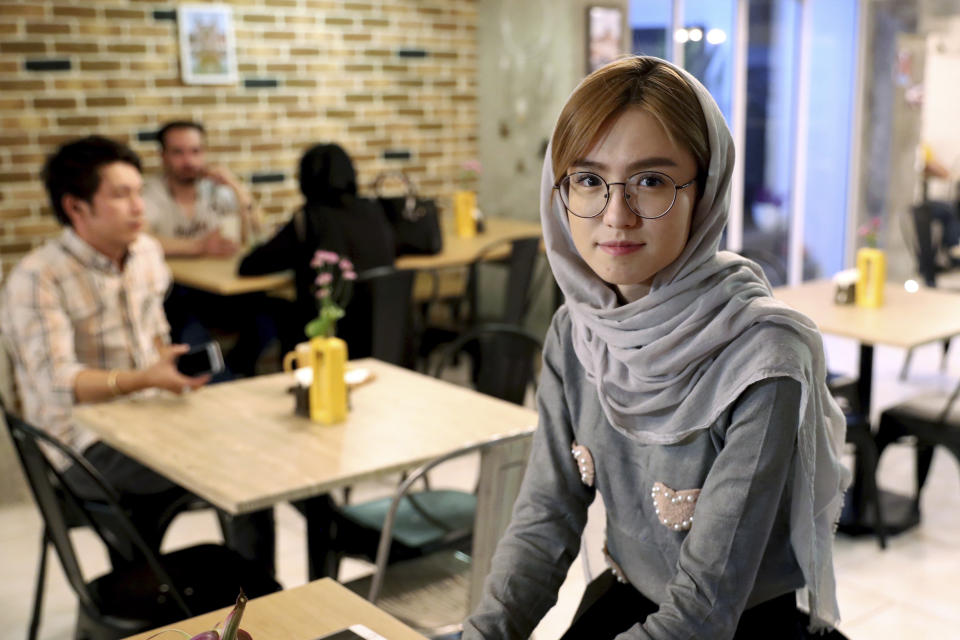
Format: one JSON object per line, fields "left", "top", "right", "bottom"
{"left": 164, "top": 284, "right": 278, "bottom": 378}
{"left": 929, "top": 200, "right": 960, "bottom": 257}
{"left": 63, "top": 441, "right": 276, "bottom": 577}
{"left": 561, "top": 570, "right": 844, "bottom": 640}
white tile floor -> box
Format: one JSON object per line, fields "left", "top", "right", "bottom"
{"left": 2, "top": 334, "right": 959, "bottom": 639}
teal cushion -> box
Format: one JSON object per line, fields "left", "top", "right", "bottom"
{"left": 341, "top": 489, "right": 477, "bottom": 549}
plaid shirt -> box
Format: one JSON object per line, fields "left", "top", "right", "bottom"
{"left": 0, "top": 229, "right": 171, "bottom": 467}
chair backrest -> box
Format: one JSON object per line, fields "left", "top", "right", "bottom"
{"left": 432, "top": 323, "right": 543, "bottom": 406}
{"left": 353, "top": 266, "right": 418, "bottom": 368}
{"left": 911, "top": 203, "right": 939, "bottom": 287}
{"left": 473, "top": 236, "right": 541, "bottom": 326}
{"left": 367, "top": 432, "right": 531, "bottom": 604}
{"left": 4, "top": 412, "right": 192, "bottom": 617}
{"left": 937, "top": 376, "right": 960, "bottom": 423}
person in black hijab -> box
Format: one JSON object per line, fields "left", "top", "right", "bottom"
{"left": 239, "top": 143, "right": 395, "bottom": 356}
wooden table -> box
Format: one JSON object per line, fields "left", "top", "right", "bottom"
{"left": 165, "top": 217, "right": 543, "bottom": 296}
{"left": 774, "top": 279, "right": 960, "bottom": 415}
{"left": 74, "top": 358, "right": 536, "bottom": 611}
{"left": 774, "top": 279, "right": 960, "bottom": 537}
{"left": 123, "top": 578, "right": 427, "bottom": 640}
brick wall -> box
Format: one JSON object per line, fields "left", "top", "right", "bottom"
{"left": 0, "top": 0, "right": 478, "bottom": 278}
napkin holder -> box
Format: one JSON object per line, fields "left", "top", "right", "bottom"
{"left": 833, "top": 269, "right": 858, "bottom": 305}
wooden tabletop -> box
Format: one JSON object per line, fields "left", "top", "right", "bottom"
{"left": 122, "top": 578, "right": 427, "bottom": 640}
{"left": 394, "top": 216, "right": 542, "bottom": 270}
{"left": 73, "top": 359, "right": 538, "bottom": 515}
{"left": 166, "top": 217, "right": 542, "bottom": 296}
{"left": 773, "top": 279, "right": 960, "bottom": 349}
{"left": 166, "top": 255, "right": 292, "bottom": 296}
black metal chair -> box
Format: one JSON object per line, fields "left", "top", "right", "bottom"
{"left": 418, "top": 236, "right": 541, "bottom": 363}
{"left": 353, "top": 265, "right": 419, "bottom": 369}
{"left": 826, "top": 373, "right": 887, "bottom": 549}
{"left": 321, "top": 324, "right": 543, "bottom": 581}
{"left": 899, "top": 203, "right": 957, "bottom": 380}
{"left": 874, "top": 377, "right": 960, "bottom": 519}
{"left": 5, "top": 412, "right": 281, "bottom": 640}
{"left": 470, "top": 236, "right": 541, "bottom": 326}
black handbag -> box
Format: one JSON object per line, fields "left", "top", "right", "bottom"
{"left": 374, "top": 172, "right": 443, "bottom": 255}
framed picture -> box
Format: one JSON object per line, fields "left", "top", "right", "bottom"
{"left": 587, "top": 6, "right": 624, "bottom": 74}
{"left": 178, "top": 4, "right": 238, "bottom": 85}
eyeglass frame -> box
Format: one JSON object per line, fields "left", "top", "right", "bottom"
{"left": 553, "top": 170, "right": 697, "bottom": 220}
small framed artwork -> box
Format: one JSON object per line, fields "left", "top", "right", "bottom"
{"left": 178, "top": 4, "right": 238, "bottom": 85}
{"left": 587, "top": 6, "right": 624, "bottom": 74}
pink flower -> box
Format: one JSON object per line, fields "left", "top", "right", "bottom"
{"left": 462, "top": 159, "right": 482, "bottom": 174}
{"left": 339, "top": 258, "right": 353, "bottom": 271}
{"left": 343, "top": 270, "right": 357, "bottom": 281}
{"left": 316, "top": 287, "right": 331, "bottom": 299}
{"left": 315, "top": 272, "right": 333, "bottom": 286}
{"left": 316, "top": 250, "right": 339, "bottom": 264}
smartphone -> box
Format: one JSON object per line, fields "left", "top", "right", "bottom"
{"left": 313, "top": 625, "right": 387, "bottom": 640}
{"left": 176, "top": 341, "right": 224, "bottom": 377}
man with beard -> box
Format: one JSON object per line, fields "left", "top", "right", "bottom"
{"left": 144, "top": 120, "right": 261, "bottom": 257}
{"left": 144, "top": 121, "right": 271, "bottom": 376}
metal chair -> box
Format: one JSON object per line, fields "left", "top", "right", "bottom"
{"left": 323, "top": 324, "right": 542, "bottom": 595}
{"left": 5, "top": 412, "right": 280, "bottom": 640}
{"left": 826, "top": 373, "right": 887, "bottom": 549}
{"left": 874, "top": 377, "right": 960, "bottom": 519}
{"left": 899, "top": 203, "right": 957, "bottom": 380}
{"left": 344, "top": 434, "right": 531, "bottom": 639}
{"left": 418, "top": 236, "right": 541, "bottom": 364}
{"left": 352, "top": 265, "right": 419, "bottom": 369}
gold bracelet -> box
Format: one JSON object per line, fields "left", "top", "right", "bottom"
{"left": 106, "top": 369, "right": 121, "bottom": 396}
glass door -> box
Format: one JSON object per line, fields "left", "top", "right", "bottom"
{"left": 629, "top": 0, "right": 860, "bottom": 285}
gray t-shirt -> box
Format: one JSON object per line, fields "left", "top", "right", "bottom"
{"left": 142, "top": 174, "right": 237, "bottom": 239}
{"left": 463, "top": 307, "right": 804, "bottom": 640}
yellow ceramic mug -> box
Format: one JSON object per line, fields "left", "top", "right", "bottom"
{"left": 282, "top": 341, "right": 313, "bottom": 373}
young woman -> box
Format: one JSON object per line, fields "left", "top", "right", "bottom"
{"left": 462, "top": 57, "right": 849, "bottom": 639}
{"left": 238, "top": 143, "right": 395, "bottom": 356}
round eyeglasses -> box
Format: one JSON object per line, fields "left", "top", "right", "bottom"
{"left": 554, "top": 171, "right": 695, "bottom": 220}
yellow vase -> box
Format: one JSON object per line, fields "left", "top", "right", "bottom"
{"left": 453, "top": 190, "right": 477, "bottom": 238}
{"left": 308, "top": 336, "right": 348, "bottom": 424}
{"left": 855, "top": 247, "right": 886, "bottom": 308}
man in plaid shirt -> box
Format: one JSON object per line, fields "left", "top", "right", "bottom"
{"left": 0, "top": 136, "right": 274, "bottom": 573}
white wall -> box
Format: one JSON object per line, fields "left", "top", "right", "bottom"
{"left": 476, "top": 0, "right": 630, "bottom": 222}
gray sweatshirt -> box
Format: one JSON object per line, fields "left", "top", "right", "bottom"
{"left": 463, "top": 308, "right": 804, "bottom": 639}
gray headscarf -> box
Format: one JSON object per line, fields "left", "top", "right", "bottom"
{"left": 541, "top": 56, "right": 849, "bottom": 631}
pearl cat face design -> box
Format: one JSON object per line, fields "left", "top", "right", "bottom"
{"left": 651, "top": 481, "right": 700, "bottom": 531}
{"left": 571, "top": 443, "right": 595, "bottom": 487}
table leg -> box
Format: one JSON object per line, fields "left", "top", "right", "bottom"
{"left": 849, "top": 343, "right": 875, "bottom": 511}
{"left": 469, "top": 435, "right": 532, "bottom": 614}
{"left": 857, "top": 343, "right": 873, "bottom": 420}
{"left": 839, "top": 343, "right": 919, "bottom": 543}
{"left": 297, "top": 494, "right": 340, "bottom": 581}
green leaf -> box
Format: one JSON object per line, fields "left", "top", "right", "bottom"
{"left": 220, "top": 591, "right": 247, "bottom": 640}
